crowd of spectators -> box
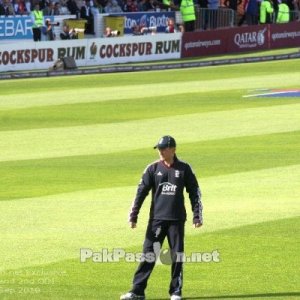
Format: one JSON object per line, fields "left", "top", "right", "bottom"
{"left": 0, "top": 0, "right": 170, "bottom": 16}
{"left": 0, "top": 0, "right": 299, "bottom": 26}
{"left": 1, "top": 0, "right": 299, "bottom": 16}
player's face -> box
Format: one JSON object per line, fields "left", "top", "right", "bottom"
{"left": 158, "top": 147, "right": 175, "bottom": 163}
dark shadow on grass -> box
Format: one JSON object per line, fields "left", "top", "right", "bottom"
{"left": 147, "top": 291, "right": 300, "bottom": 300}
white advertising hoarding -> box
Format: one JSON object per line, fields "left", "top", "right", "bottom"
{"left": 0, "top": 33, "right": 181, "bottom": 73}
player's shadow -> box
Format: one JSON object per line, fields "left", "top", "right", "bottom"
{"left": 148, "top": 291, "right": 300, "bottom": 300}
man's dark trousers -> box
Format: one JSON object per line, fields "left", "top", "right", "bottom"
{"left": 131, "top": 219, "right": 185, "bottom": 296}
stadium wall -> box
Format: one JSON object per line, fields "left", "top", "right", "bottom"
{"left": 181, "top": 21, "right": 300, "bottom": 58}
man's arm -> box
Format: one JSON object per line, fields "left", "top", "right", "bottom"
{"left": 128, "top": 165, "right": 153, "bottom": 227}
{"left": 185, "top": 164, "right": 203, "bottom": 227}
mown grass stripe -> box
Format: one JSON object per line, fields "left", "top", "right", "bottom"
{"left": 0, "top": 59, "right": 298, "bottom": 93}
{"left": 1, "top": 130, "right": 299, "bottom": 201}
{"left": 1, "top": 90, "right": 299, "bottom": 132}
{"left": 0, "top": 216, "right": 298, "bottom": 299}
{"left": 0, "top": 103, "right": 299, "bottom": 162}
{"left": 0, "top": 164, "right": 299, "bottom": 271}
{"left": 0, "top": 72, "right": 300, "bottom": 110}
{"left": 0, "top": 217, "right": 299, "bottom": 299}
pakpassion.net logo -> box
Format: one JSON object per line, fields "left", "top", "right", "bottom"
{"left": 80, "top": 244, "right": 220, "bottom": 264}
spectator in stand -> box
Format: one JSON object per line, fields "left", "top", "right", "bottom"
{"left": 60, "top": 24, "right": 78, "bottom": 38}
{"left": 2, "top": 0, "right": 15, "bottom": 16}
{"left": 138, "top": 0, "right": 146, "bottom": 11}
{"left": 142, "top": 0, "right": 159, "bottom": 11}
{"left": 296, "top": 0, "right": 300, "bottom": 18}
{"left": 111, "top": 0, "right": 123, "bottom": 12}
{"left": 59, "top": 0, "right": 70, "bottom": 14}
{"left": 43, "top": 18, "right": 56, "bottom": 40}
{"left": 25, "top": 0, "right": 31, "bottom": 13}
{"left": 0, "top": 3, "right": 5, "bottom": 15}
{"left": 67, "top": 0, "right": 79, "bottom": 15}
{"left": 132, "top": 23, "right": 156, "bottom": 34}
{"left": 260, "top": 0, "right": 274, "bottom": 23}
{"left": 272, "top": 0, "right": 279, "bottom": 19}
{"left": 207, "top": 0, "right": 219, "bottom": 29}
{"left": 165, "top": 17, "right": 175, "bottom": 32}
{"left": 39, "top": 0, "right": 48, "bottom": 10}
{"left": 276, "top": 0, "right": 290, "bottom": 22}
{"left": 93, "top": 0, "right": 107, "bottom": 13}
{"left": 104, "top": 0, "right": 123, "bottom": 12}
{"left": 80, "top": 0, "right": 94, "bottom": 33}
{"left": 123, "top": 0, "right": 139, "bottom": 12}
{"left": 208, "top": 0, "right": 219, "bottom": 11}
{"left": 138, "top": 0, "right": 147, "bottom": 11}
{"left": 238, "top": 0, "right": 259, "bottom": 25}
{"left": 224, "top": 0, "right": 242, "bottom": 11}
{"left": 165, "top": 17, "right": 183, "bottom": 32}
{"left": 151, "top": 0, "right": 160, "bottom": 10}
{"left": 43, "top": 1, "right": 55, "bottom": 14}
{"left": 198, "top": 0, "right": 208, "bottom": 30}
{"left": 286, "top": 0, "right": 296, "bottom": 20}
{"left": 180, "top": 0, "right": 196, "bottom": 31}
{"left": 104, "top": 26, "right": 121, "bottom": 36}
{"left": 198, "top": 0, "right": 208, "bottom": 29}
{"left": 80, "top": 0, "right": 89, "bottom": 15}
{"left": 199, "top": 0, "right": 208, "bottom": 8}
{"left": 162, "top": 0, "right": 176, "bottom": 10}
{"left": 53, "top": 2, "right": 60, "bottom": 14}
{"left": 14, "top": 0, "right": 28, "bottom": 14}
{"left": 132, "top": 24, "right": 144, "bottom": 34}
{"left": 31, "top": 2, "right": 44, "bottom": 41}
{"left": 104, "top": 26, "right": 113, "bottom": 36}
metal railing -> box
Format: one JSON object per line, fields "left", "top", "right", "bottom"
{"left": 193, "top": 8, "right": 299, "bottom": 30}
{"left": 273, "top": 9, "right": 300, "bottom": 22}
{"left": 195, "top": 7, "right": 236, "bottom": 30}
{"left": 260, "top": 9, "right": 300, "bottom": 24}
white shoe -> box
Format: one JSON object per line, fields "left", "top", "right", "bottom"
{"left": 170, "top": 295, "right": 182, "bottom": 300}
{"left": 120, "top": 292, "right": 145, "bottom": 300}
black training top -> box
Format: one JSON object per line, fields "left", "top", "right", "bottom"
{"left": 129, "top": 155, "right": 203, "bottom": 224}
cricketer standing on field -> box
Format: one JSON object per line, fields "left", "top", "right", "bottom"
{"left": 120, "top": 136, "right": 203, "bottom": 300}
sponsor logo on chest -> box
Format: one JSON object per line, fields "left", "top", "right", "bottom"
{"left": 159, "top": 182, "right": 177, "bottom": 195}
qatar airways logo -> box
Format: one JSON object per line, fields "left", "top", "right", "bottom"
{"left": 234, "top": 28, "right": 267, "bottom": 48}
{"left": 159, "top": 182, "right": 177, "bottom": 195}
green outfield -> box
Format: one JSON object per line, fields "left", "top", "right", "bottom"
{"left": 0, "top": 59, "right": 299, "bottom": 299}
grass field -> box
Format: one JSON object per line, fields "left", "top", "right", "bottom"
{"left": 0, "top": 59, "right": 299, "bottom": 300}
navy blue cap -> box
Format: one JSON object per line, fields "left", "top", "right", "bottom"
{"left": 154, "top": 136, "right": 176, "bottom": 149}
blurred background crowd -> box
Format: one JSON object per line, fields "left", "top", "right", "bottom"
{"left": 0, "top": 0, "right": 298, "bottom": 17}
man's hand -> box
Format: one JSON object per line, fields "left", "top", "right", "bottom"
{"left": 193, "top": 223, "right": 202, "bottom": 228}
{"left": 129, "top": 222, "right": 137, "bottom": 229}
